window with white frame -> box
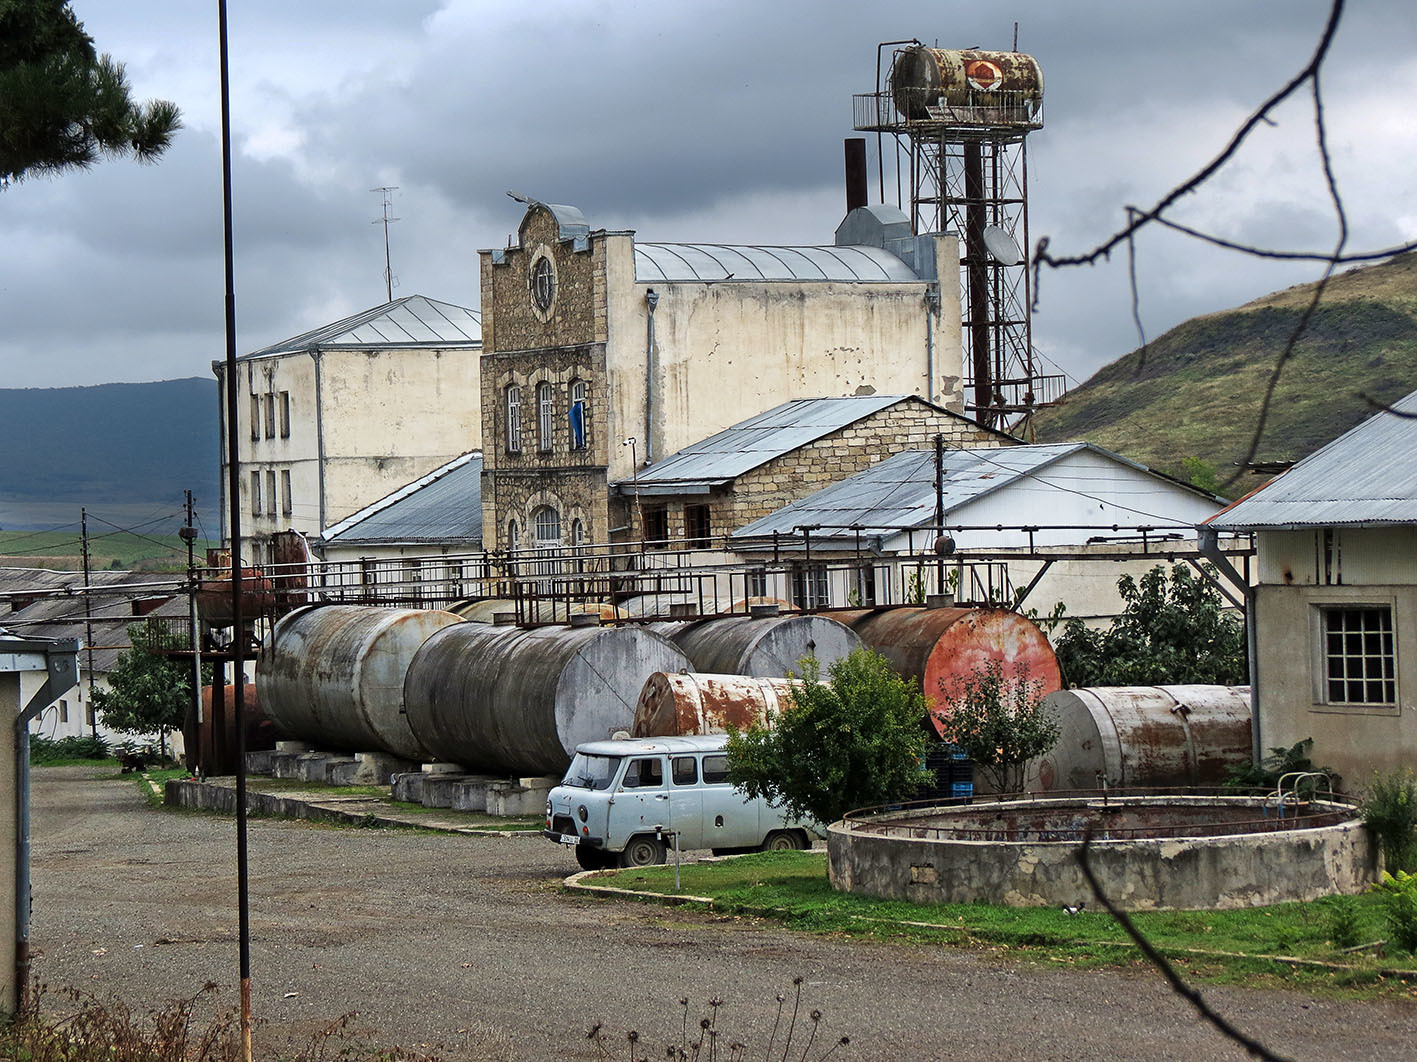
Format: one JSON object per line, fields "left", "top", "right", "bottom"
{"left": 537, "top": 382, "right": 554, "bottom": 453}
{"left": 569, "top": 379, "right": 588, "bottom": 450}
{"left": 533, "top": 506, "right": 561, "bottom": 546}
{"left": 506, "top": 385, "right": 523, "bottom": 454}
{"left": 571, "top": 518, "right": 587, "bottom": 548}
{"left": 792, "top": 564, "right": 830, "bottom": 610}
{"left": 1320, "top": 606, "right": 1396, "bottom": 705}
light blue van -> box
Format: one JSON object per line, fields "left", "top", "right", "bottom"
{"left": 543, "top": 734, "right": 817, "bottom": 870}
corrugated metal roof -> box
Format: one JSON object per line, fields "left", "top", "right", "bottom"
{"left": 619, "top": 395, "right": 912, "bottom": 491}
{"left": 634, "top": 243, "right": 920, "bottom": 283}
{"left": 323, "top": 453, "right": 483, "bottom": 546}
{"left": 244, "top": 296, "right": 481, "bottom": 359}
{"left": 731, "top": 444, "right": 1093, "bottom": 541}
{"left": 1208, "top": 389, "right": 1417, "bottom": 529}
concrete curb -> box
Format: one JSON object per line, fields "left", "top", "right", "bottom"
{"left": 162, "top": 778, "right": 537, "bottom": 837}
{"left": 561, "top": 870, "right": 1417, "bottom": 979}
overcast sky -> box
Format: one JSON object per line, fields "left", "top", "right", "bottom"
{"left": 2, "top": 0, "right": 1414, "bottom": 392}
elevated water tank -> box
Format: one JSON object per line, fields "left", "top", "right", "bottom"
{"left": 1027, "top": 685, "right": 1253, "bottom": 792}
{"left": 654, "top": 613, "right": 862, "bottom": 678}
{"left": 633, "top": 672, "right": 801, "bottom": 737}
{"left": 403, "top": 623, "right": 692, "bottom": 775}
{"left": 890, "top": 46, "right": 1044, "bottom": 120}
{"left": 839, "top": 606, "right": 1061, "bottom": 737}
{"left": 257, "top": 605, "right": 464, "bottom": 761}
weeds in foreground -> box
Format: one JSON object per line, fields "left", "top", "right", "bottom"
{"left": 1362, "top": 769, "right": 1417, "bottom": 873}
{"left": 3, "top": 981, "right": 444, "bottom": 1061}
{"left": 1374, "top": 871, "right": 1417, "bottom": 954}
{"left": 588, "top": 980, "right": 850, "bottom": 1061}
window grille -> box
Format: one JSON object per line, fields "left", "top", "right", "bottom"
{"left": 506, "top": 385, "right": 522, "bottom": 453}
{"left": 538, "top": 382, "right": 554, "bottom": 452}
{"left": 1322, "top": 606, "right": 1396, "bottom": 705}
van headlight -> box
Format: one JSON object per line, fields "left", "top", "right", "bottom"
{"left": 577, "top": 804, "right": 588, "bottom": 823}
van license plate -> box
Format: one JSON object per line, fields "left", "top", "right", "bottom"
{"left": 560, "top": 834, "right": 579, "bottom": 845}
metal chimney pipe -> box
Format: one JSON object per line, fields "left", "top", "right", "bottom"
{"left": 844, "top": 138, "right": 868, "bottom": 213}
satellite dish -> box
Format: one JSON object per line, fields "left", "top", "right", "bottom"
{"left": 981, "top": 224, "right": 1024, "bottom": 266}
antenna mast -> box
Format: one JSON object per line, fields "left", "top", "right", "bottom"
{"left": 371, "top": 186, "right": 400, "bottom": 303}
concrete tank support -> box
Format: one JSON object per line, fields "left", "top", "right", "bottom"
{"left": 257, "top": 605, "right": 464, "bottom": 761}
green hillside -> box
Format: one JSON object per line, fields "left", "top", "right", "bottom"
{"left": 1033, "top": 251, "right": 1417, "bottom": 491}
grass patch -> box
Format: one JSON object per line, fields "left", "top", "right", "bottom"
{"left": 137, "top": 767, "right": 191, "bottom": 808}
{"left": 590, "top": 852, "right": 1417, "bottom": 997}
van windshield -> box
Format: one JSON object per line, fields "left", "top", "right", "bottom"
{"left": 563, "top": 753, "right": 620, "bottom": 791}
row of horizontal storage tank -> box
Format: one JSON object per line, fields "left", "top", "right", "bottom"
{"left": 256, "top": 603, "right": 1252, "bottom": 791}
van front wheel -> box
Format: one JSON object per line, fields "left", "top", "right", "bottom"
{"left": 760, "top": 830, "right": 806, "bottom": 852}
{"left": 618, "top": 836, "right": 668, "bottom": 868}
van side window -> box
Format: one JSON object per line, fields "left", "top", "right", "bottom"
{"left": 671, "top": 757, "right": 698, "bottom": 786}
{"left": 622, "top": 757, "right": 663, "bottom": 788}
{"left": 701, "top": 755, "right": 730, "bottom": 785}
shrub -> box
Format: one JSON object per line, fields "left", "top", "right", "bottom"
{"left": 1319, "top": 894, "right": 1363, "bottom": 949}
{"left": 936, "top": 660, "right": 1058, "bottom": 793}
{"left": 1223, "top": 738, "right": 1340, "bottom": 798}
{"left": 1373, "top": 870, "right": 1417, "bottom": 953}
{"left": 28, "top": 734, "right": 112, "bottom": 764}
{"left": 725, "top": 649, "right": 931, "bottom": 825}
{"left": 1361, "top": 769, "right": 1417, "bottom": 873}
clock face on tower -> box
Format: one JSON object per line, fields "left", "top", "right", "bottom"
{"left": 529, "top": 250, "right": 556, "bottom": 316}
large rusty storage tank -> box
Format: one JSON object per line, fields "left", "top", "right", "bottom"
{"left": 890, "top": 46, "right": 1044, "bottom": 120}
{"left": 654, "top": 613, "right": 862, "bottom": 678}
{"left": 1027, "top": 685, "right": 1253, "bottom": 792}
{"left": 633, "top": 672, "right": 800, "bottom": 737}
{"left": 257, "top": 605, "right": 463, "bottom": 761}
{"left": 403, "top": 623, "right": 692, "bottom": 776}
{"left": 839, "top": 606, "right": 1061, "bottom": 738}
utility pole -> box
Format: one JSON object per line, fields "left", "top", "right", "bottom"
{"left": 371, "top": 185, "right": 400, "bottom": 303}
{"left": 79, "top": 507, "right": 96, "bottom": 736}
{"left": 179, "top": 491, "right": 203, "bottom": 775}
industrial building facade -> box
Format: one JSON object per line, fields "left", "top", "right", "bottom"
{"left": 478, "top": 200, "right": 963, "bottom": 551}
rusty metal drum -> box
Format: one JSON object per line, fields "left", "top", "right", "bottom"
{"left": 839, "top": 606, "right": 1061, "bottom": 738}
{"left": 257, "top": 605, "right": 465, "bottom": 761}
{"left": 1027, "top": 685, "right": 1253, "bottom": 792}
{"left": 403, "top": 623, "right": 692, "bottom": 775}
{"left": 653, "top": 613, "right": 862, "bottom": 678}
{"left": 632, "top": 672, "right": 801, "bottom": 737}
{"left": 890, "top": 46, "right": 1044, "bottom": 119}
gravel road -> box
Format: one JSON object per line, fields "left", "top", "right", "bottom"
{"left": 27, "top": 766, "right": 1417, "bottom": 1060}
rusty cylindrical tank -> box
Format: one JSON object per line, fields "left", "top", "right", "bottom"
{"left": 257, "top": 605, "right": 464, "bottom": 761}
{"left": 1027, "top": 685, "right": 1253, "bottom": 792}
{"left": 633, "top": 672, "right": 802, "bottom": 738}
{"left": 450, "top": 598, "right": 628, "bottom": 624}
{"left": 653, "top": 614, "right": 862, "bottom": 678}
{"left": 890, "top": 46, "right": 1044, "bottom": 119}
{"left": 195, "top": 567, "right": 276, "bottom": 627}
{"left": 403, "top": 623, "right": 692, "bottom": 776}
{"left": 839, "top": 606, "right": 1061, "bottom": 738}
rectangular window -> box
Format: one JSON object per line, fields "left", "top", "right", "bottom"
{"left": 250, "top": 471, "right": 262, "bottom": 516}
{"left": 280, "top": 469, "right": 292, "bottom": 515}
{"left": 537, "top": 383, "right": 554, "bottom": 453}
{"left": 792, "top": 564, "right": 830, "bottom": 610}
{"left": 622, "top": 757, "right": 664, "bottom": 788}
{"left": 671, "top": 756, "right": 698, "bottom": 786}
{"left": 58, "top": 699, "right": 68, "bottom": 724}
{"left": 249, "top": 395, "right": 261, "bottom": 441}
{"left": 263, "top": 392, "right": 276, "bottom": 439}
{"left": 279, "top": 391, "right": 291, "bottom": 437}
{"left": 506, "top": 386, "right": 523, "bottom": 454}
{"left": 701, "top": 755, "right": 730, "bottom": 785}
{"left": 685, "top": 504, "right": 711, "bottom": 549}
{"left": 746, "top": 568, "right": 768, "bottom": 598}
{"left": 265, "top": 470, "right": 277, "bottom": 517}
{"left": 1321, "top": 606, "right": 1395, "bottom": 705}
{"left": 642, "top": 506, "right": 669, "bottom": 550}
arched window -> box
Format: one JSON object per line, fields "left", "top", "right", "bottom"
{"left": 505, "top": 385, "right": 522, "bottom": 454}
{"left": 533, "top": 506, "right": 561, "bottom": 546}
{"left": 537, "top": 382, "right": 554, "bottom": 453}
{"left": 571, "top": 518, "right": 587, "bottom": 548}
{"left": 569, "top": 379, "right": 589, "bottom": 450}
{"left": 507, "top": 518, "right": 520, "bottom": 549}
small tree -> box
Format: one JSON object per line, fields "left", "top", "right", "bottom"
{"left": 937, "top": 660, "right": 1058, "bottom": 793}
{"left": 725, "top": 649, "right": 932, "bottom": 826}
{"left": 92, "top": 622, "right": 202, "bottom": 759}
{"left": 1052, "top": 563, "right": 1248, "bottom": 688}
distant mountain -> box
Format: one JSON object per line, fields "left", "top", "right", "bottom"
{"left": 0, "top": 378, "right": 218, "bottom": 531}
{"left": 1032, "top": 252, "right": 1417, "bottom": 491}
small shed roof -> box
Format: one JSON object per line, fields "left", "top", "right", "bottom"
{"left": 323, "top": 453, "right": 483, "bottom": 546}
{"left": 244, "top": 296, "right": 481, "bottom": 359}
{"left": 1208, "top": 389, "right": 1417, "bottom": 530}
{"left": 634, "top": 243, "right": 920, "bottom": 283}
{"left": 617, "top": 395, "right": 919, "bottom": 494}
